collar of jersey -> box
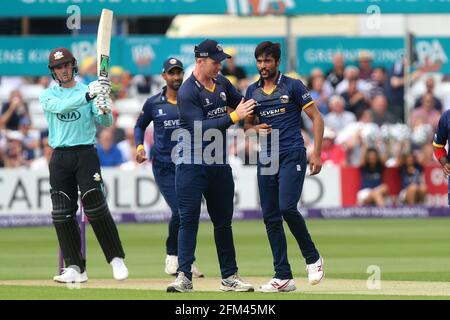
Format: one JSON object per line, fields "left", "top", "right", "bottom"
{"left": 257, "top": 71, "right": 283, "bottom": 90}
{"left": 192, "top": 74, "right": 217, "bottom": 93}
{"left": 160, "top": 86, "right": 177, "bottom": 105}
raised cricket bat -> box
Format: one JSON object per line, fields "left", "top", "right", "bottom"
{"left": 97, "top": 9, "right": 113, "bottom": 80}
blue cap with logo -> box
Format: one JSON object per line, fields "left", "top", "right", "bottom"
{"left": 162, "top": 57, "right": 184, "bottom": 73}
{"left": 194, "top": 39, "right": 231, "bottom": 62}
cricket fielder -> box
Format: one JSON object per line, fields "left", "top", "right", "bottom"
{"left": 244, "top": 41, "right": 324, "bottom": 292}
{"left": 40, "top": 48, "right": 128, "bottom": 283}
{"left": 134, "top": 58, "right": 203, "bottom": 278}
{"left": 433, "top": 110, "right": 450, "bottom": 203}
{"left": 166, "top": 39, "right": 255, "bottom": 292}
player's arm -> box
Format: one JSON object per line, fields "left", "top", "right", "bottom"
{"left": 39, "top": 90, "right": 90, "bottom": 114}
{"left": 295, "top": 79, "right": 323, "bottom": 175}
{"left": 433, "top": 113, "right": 450, "bottom": 176}
{"left": 91, "top": 98, "right": 113, "bottom": 127}
{"left": 178, "top": 88, "right": 255, "bottom": 131}
{"left": 241, "top": 85, "right": 271, "bottom": 135}
{"left": 134, "top": 101, "right": 153, "bottom": 163}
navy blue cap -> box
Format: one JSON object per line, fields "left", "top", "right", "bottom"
{"left": 194, "top": 39, "right": 231, "bottom": 62}
{"left": 162, "top": 57, "right": 184, "bottom": 73}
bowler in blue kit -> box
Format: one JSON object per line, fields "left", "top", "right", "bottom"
{"left": 134, "top": 58, "right": 204, "bottom": 278}
{"left": 244, "top": 41, "right": 325, "bottom": 292}
{"left": 166, "top": 39, "right": 256, "bottom": 293}
{"left": 433, "top": 110, "right": 450, "bottom": 204}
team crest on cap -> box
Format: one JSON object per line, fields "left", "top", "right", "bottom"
{"left": 280, "top": 95, "right": 289, "bottom": 103}
{"left": 54, "top": 51, "right": 64, "bottom": 60}
{"left": 220, "top": 92, "right": 227, "bottom": 101}
{"left": 169, "top": 58, "right": 177, "bottom": 64}
{"left": 216, "top": 44, "right": 223, "bottom": 52}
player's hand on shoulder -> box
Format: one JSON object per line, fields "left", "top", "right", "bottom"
{"left": 235, "top": 98, "right": 256, "bottom": 120}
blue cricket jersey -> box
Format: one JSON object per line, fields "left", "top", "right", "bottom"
{"left": 134, "top": 87, "right": 181, "bottom": 163}
{"left": 39, "top": 82, "right": 113, "bottom": 149}
{"left": 177, "top": 73, "right": 242, "bottom": 165}
{"left": 433, "top": 110, "right": 450, "bottom": 161}
{"left": 245, "top": 73, "right": 314, "bottom": 155}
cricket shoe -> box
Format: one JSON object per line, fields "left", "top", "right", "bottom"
{"left": 259, "top": 278, "right": 296, "bottom": 293}
{"left": 53, "top": 266, "right": 88, "bottom": 283}
{"left": 165, "top": 255, "right": 178, "bottom": 276}
{"left": 220, "top": 273, "right": 254, "bottom": 292}
{"left": 167, "top": 272, "right": 194, "bottom": 293}
{"left": 111, "top": 257, "right": 128, "bottom": 281}
{"left": 191, "top": 263, "right": 204, "bottom": 278}
{"left": 307, "top": 256, "right": 324, "bottom": 285}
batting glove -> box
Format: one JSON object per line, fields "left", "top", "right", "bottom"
{"left": 88, "top": 80, "right": 111, "bottom": 99}
{"left": 95, "top": 95, "right": 113, "bottom": 115}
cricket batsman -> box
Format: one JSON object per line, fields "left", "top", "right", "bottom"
{"left": 166, "top": 39, "right": 255, "bottom": 292}
{"left": 134, "top": 57, "right": 203, "bottom": 278}
{"left": 39, "top": 47, "right": 128, "bottom": 283}
{"left": 244, "top": 41, "right": 324, "bottom": 292}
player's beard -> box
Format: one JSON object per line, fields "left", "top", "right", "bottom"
{"left": 259, "top": 68, "right": 277, "bottom": 81}
{"left": 169, "top": 80, "right": 182, "bottom": 91}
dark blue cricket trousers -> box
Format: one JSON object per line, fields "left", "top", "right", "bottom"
{"left": 152, "top": 160, "right": 179, "bottom": 256}
{"left": 176, "top": 164, "right": 238, "bottom": 280}
{"left": 257, "top": 148, "right": 320, "bottom": 279}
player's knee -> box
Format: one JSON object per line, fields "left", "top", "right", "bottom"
{"left": 51, "top": 190, "right": 77, "bottom": 223}
{"left": 81, "top": 188, "right": 108, "bottom": 220}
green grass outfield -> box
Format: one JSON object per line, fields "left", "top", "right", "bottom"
{"left": 1, "top": 218, "right": 450, "bottom": 299}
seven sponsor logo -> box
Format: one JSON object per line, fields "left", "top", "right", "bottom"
{"left": 207, "top": 106, "right": 227, "bottom": 118}
{"left": 260, "top": 107, "right": 286, "bottom": 118}
{"left": 164, "top": 119, "right": 181, "bottom": 128}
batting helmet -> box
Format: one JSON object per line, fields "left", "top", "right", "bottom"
{"left": 48, "top": 47, "right": 78, "bottom": 71}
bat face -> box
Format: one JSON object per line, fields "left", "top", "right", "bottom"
{"left": 97, "top": 9, "right": 113, "bottom": 79}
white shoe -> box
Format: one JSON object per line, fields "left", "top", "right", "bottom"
{"left": 53, "top": 266, "right": 88, "bottom": 283}
{"left": 165, "top": 255, "right": 178, "bottom": 276}
{"left": 167, "top": 272, "right": 194, "bottom": 293}
{"left": 259, "top": 278, "right": 296, "bottom": 293}
{"left": 191, "top": 263, "right": 204, "bottom": 278}
{"left": 110, "top": 257, "right": 128, "bottom": 281}
{"left": 220, "top": 273, "right": 254, "bottom": 292}
{"left": 307, "top": 256, "right": 324, "bottom": 285}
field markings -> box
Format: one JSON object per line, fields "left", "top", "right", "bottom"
{"left": 0, "top": 278, "right": 449, "bottom": 296}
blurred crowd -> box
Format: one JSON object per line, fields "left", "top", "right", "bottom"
{"left": 1, "top": 49, "right": 449, "bottom": 206}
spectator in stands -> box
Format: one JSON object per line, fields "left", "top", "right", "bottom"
{"left": 96, "top": 128, "right": 124, "bottom": 167}
{"left": 117, "top": 128, "right": 134, "bottom": 162}
{"left": 0, "top": 89, "right": 30, "bottom": 130}
{"left": 308, "top": 69, "right": 333, "bottom": 114}
{"left": 369, "top": 67, "right": 388, "bottom": 99}
{"left": 320, "top": 127, "right": 347, "bottom": 166}
{"left": 357, "top": 50, "right": 374, "bottom": 81}
{"left": 369, "top": 94, "right": 398, "bottom": 126}
{"left": 110, "top": 66, "right": 130, "bottom": 100}
{"left": 78, "top": 56, "right": 97, "bottom": 84}
{"left": 30, "top": 137, "right": 53, "bottom": 170}
{"left": 222, "top": 47, "right": 248, "bottom": 93}
{"left": 4, "top": 138, "right": 27, "bottom": 168}
{"left": 326, "top": 52, "right": 345, "bottom": 89}
{"left": 357, "top": 144, "right": 389, "bottom": 206}
{"left": 409, "top": 93, "right": 441, "bottom": 130}
{"left": 336, "top": 65, "right": 371, "bottom": 96}
{"left": 325, "top": 95, "right": 356, "bottom": 133}
{"left": 341, "top": 78, "right": 368, "bottom": 119}
{"left": 397, "top": 153, "right": 427, "bottom": 205}
{"left": 18, "top": 117, "right": 40, "bottom": 162}
{"left": 414, "top": 77, "right": 443, "bottom": 111}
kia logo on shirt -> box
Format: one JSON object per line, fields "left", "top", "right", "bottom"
{"left": 57, "top": 111, "right": 81, "bottom": 122}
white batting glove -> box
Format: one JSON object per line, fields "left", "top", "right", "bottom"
{"left": 88, "top": 80, "right": 111, "bottom": 99}
{"left": 95, "top": 95, "right": 113, "bottom": 115}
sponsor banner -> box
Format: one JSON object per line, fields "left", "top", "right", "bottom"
{"left": 2, "top": 0, "right": 449, "bottom": 17}
{"left": 0, "top": 36, "right": 284, "bottom": 76}
{"left": 297, "top": 36, "right": 450, "bottom": 75}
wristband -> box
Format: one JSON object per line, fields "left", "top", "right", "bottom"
{"left": 230, "top": 111, "right": 240, "bottom": 124}
{"left": 137, "top": 144, "right": 145, "bottom": 152}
